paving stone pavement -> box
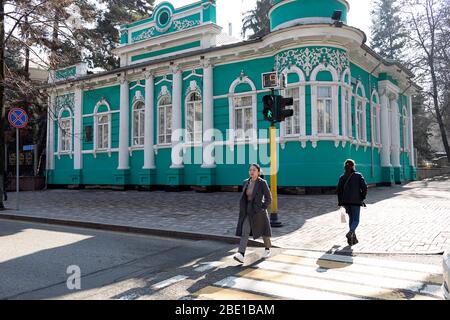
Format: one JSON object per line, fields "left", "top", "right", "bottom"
{"left": 1, "top": 175, "right": 449, "bottom": 254}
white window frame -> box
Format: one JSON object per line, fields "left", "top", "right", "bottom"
{"left": 228, "top": 76, "right": 257, "bottom": 146}
{"left": 402, "top": 107, "right": 409, "bottom": 151}
{"left": 93, "top": 99, "right": 112, "bottom": 155}
{"left": 371, "top": 90, "right": 381, "bottom": 145}
{"left": 341, "top": 69, "right": 352, "bottom": 138}
{"left": 185, "top": 90, "right": 203, "bottom": 145}
{"left": 131, "top": 99, "right": 145, "bottom": 147}
{"left": 280, "top": 67, "right": 306, "bottom": 141}
{"left": 157, "top": 94, "right": 172, "bottom": 146}
{"left": 310, "top": 64, "right": 339, "bottom": 137}
{"left": 57, "top": 108, "right": 73, "bottom": 158}
{"left": 355, "top": 82, "right": 367, "bottom": 142}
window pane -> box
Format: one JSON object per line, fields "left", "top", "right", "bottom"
{"left": 318, "top": 87, "right": 331, "bottom": 98}
{"left": 317, "top": 100, "right": 324, "bottom": 133}
{"left": 235, "top": 109, "right": 243, "bottom": 130}
{"left": 244, "top": 107, "right": 253, "bottom": 132}
{"left": 325, "top": 100, "right": 332, "bottom": 133}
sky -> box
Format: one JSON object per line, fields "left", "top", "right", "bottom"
{"left": 156, "top": 0, "right": 373, "bottom": 41}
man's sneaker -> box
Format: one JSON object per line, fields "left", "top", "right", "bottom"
{"left": 233, "top": 252, "right": 244, "bottom": 264}
{"left": 262, "top": 249, "right": 271, "bottom": 259}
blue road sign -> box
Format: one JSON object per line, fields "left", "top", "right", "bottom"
{"left": 8, "top": 108, "right": 29, "bottom": 129}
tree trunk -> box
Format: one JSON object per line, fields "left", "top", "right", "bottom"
{"left": 0, "top": 0, "right": 5, "bottom": 209}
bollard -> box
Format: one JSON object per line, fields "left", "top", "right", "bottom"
{"left": 444, "top": 249, "right": 449, "bottom": 300}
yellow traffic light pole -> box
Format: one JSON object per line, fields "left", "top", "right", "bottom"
{"left": 270, "top": 123, "right": 282, "bottom": 227}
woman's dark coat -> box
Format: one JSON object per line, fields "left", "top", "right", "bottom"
{"left": 337, "top": 171, "right": 368, "bottom": 206}
{"left": 236, "top": 177, "right": 272, "bottom": 240}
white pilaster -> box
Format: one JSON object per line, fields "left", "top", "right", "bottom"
{"left": 47, "top": 93, "right": 56, "bottom": 170}
{"left": 407, "top": 94, "right": 415, "bottom": 166}
{"left": 118, "top": 76, "right": 130, "bottom": 170}
{"left": 202, "top": 60, "right": 215, "bottom": 168}
{"left": 74, "top": 86, "right": 83, "bottom": 170}
{"left": 144, "top": 72, "right": 155, "bottom": 169}
{"left": 380, "top": 93, "right": 391, "bottom": 167}
{"left": 171, "top": 65, "right": 184, "bottom": 168}
{"left": 390, "top": 97, "right": 401, "bottom": 167}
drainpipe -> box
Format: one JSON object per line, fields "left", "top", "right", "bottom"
{"left": 369, "top": 63, "right": 382, "bottom": 179}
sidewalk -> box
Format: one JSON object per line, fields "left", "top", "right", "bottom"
{"left": 1, "top": 175, "right": 449, "bottom": 254}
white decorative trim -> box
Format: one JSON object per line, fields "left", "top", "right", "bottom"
{"left": 228, "top": 74, "right": 258, "bottom": 148}
{"left": 93, "top": 99, "right": 112, "bottom": 158}
{"left": 272, "top": 17, "right": 335, "bottom": 31}
{"left": 155, "top": 75, "right": 173, "bottom": 86}
{"left": 183, "top": 69, "right": 203, "bottom": 81}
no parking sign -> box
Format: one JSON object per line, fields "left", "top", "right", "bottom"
{"left": 7, "top": 107, "right": 28, "bottom": 210}
{"left": 8, "top": 108, "right": 29, "bottom": 129}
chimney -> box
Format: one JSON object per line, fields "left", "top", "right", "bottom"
{"left": 228, "top": 23, "right": 232, "bottom": 36}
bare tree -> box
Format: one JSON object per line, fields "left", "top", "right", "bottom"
{"left": 402, "top": 0, "right": 450, "bottom": 163}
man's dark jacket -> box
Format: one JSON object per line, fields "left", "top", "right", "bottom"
{"left": 337, "top": 171, "right": 368, "bottom": 206}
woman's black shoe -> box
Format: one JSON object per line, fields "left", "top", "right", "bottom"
{"left": 351, "top": 233, "right": 359, "bottom": 245}
{"left": 346, "top": 231, "right": 353, "bottom": 246}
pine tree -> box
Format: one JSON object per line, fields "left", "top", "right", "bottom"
{"left": 370, "top": 0, "right": 407, "bottom": 61}
{"left": 242, "top": 0, "right": 272, "bottom": 40}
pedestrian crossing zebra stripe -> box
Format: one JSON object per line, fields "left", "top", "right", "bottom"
{"left": 193, "top": 250, "right": 443, "bottom": 300}
{"left": 214, "top": 276, "right": 361, "bottom": 300}
{"left": 236, "top": 268, "right": 438, "bottom": 300}
{"left": 283, "top": 249, "right": 442, "bottom": 274}
{"left": 256, "top": 260, "right": 442, "bottom": 298}
{"left": 269, "top": 254, "right": 443, "bottom": 285}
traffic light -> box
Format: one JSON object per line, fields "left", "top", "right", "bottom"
{"left": 277, "top": 96, "right": 294, "bottom": 122}
{"left": 263, "top": 95, "right": 275, "bottom": 122}
{"left": 263, "top": 94, "right": 294, "bottom": 123}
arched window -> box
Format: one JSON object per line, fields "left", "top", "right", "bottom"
{"left": 355, "top": 82, "right": 367, "bottom": 142}
{"left": 132, "top": 100, "right": 145, "bottom": 147}
{"left": 58, "top": 108, "right": 72, "bottom": 154}
{"left": 185, "top": 91, "right": 203, "bottom": 143}
{"left": 158, "top": 94, "right": 172, "bottom": 145}
{"left": 402, "top": 107, "right": 409, "bottom": 150}
{"left": 93, "top": 99, "right": 111, "bottom": 152}
{"left": 371, "top": 91, "right": 381, "bottom": 145}
{"left": 228, "top": 76, "right": 257, "bottom": 142}
{"left": 311, "top": 64, "right": 339, "bottom": 136}
{"left": 281, "top": 66, "right": 306, "bottom": 137}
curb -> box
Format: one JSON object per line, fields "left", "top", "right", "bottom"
{"left": 0, "top": 213, "right": 268, "bottom": 248}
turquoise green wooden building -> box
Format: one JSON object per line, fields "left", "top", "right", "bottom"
{"left": 46, "top": 0, "right": 418, "bottom": 189}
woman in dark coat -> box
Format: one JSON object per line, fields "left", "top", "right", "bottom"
{"left": 234, "top": 163, "right": 273, "bottom": 264}
{"left": 337, "top": 159, "right": 368, "bottom": 246}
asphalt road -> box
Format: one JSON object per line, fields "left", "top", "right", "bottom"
{"left": 0, "top": 219, "right": 443, "bottom": 300}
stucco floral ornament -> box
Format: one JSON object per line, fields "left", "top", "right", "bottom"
{"left": 173, "top": 19, "right": 201, "bottom": 31}
{"left": 276, "top": 47, "right": 350, "bottom": 78}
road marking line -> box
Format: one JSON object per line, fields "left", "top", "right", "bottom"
{"left": 269, "top": 254, "right": 442, "bottom": 284}
{"left": 284, "top": 250, "right": 442, "bottom": 274}
{"left": 214, "top": 276, "right": 362, "bottom": 300}
{"left": 193, "top": 286, "right": 276, "bottom": 300}
{"left": 151, "top": 275, "right": 188, "bottom": 290}
{"left": 237, "top": 268, "right": 439, "bottom": 300}
{"left": 256, "top": 260, "right": 442, "bottom": 298}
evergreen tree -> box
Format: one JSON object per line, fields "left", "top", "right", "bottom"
{"left": 85, "top": 0, "right": 155, "bottom": 70}
{"left": 370, "top": 0, "right": 407, "bottom": 61}
{"left": 242, "top": 0, "right": 271, "bottom": 40}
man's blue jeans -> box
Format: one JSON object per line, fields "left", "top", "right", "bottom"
{"left": 344, "top": 205, "right": 361, "bottom": 232}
